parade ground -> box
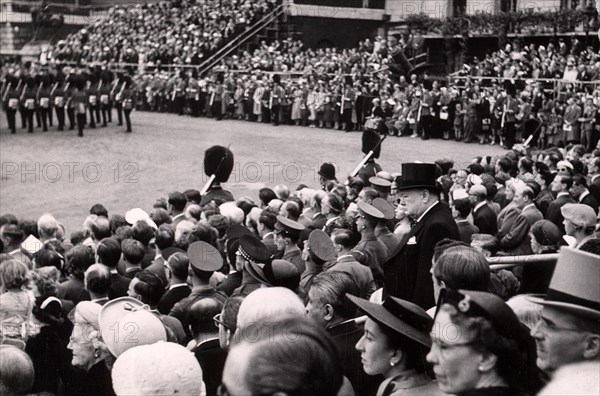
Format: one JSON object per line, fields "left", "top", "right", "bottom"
{"left": 0, "top": 111, "right": 507, "bottom": 233}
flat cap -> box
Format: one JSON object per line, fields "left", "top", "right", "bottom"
{"left": 307, "top": 229, "right": 337, "bottom": 263}
{"left": 187, "top": 241, "right": 222, "bottom": 272}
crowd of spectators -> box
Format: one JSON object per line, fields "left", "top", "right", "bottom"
{"left": 46, "top": 0, "right": 278, "bottom": 66}
{"left": 1, "top": 142, "right": 599, "bottom": 395}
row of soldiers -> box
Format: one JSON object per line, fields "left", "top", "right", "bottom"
{"left": 1, "top": 69, "right": 135, "bottom": 136}
{"left": 134, "top": 71, "right": 361, "bottom": 130}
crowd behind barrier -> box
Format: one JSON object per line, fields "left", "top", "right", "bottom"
{"left": 0, "top": 138, "right": 599, "bottom": 395}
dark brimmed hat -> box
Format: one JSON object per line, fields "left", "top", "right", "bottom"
{"left": 204, "top": 145, "right": 234, "bottom": 183}
{"left": 238, "top": 234, "right": 270, "bottom": 264}
{"left": 528, "top": 247, "right": 600, "bottom": 320}
{"left": 357, "top": 201, "right": 384, "bottom": 222}
{"left": 441, "top": 289, "right": 521, "bottom": 341}
{"left": 318, "top": 163, "right": 336, "bottom": 181}
{"left": 307, "top": 229, "right": 337, "bottom": 263}
{"left": 348, "top": 294, "right": 432, "bottom": 347}
{"left": 396, "top": 163, "right": 438, "bottom": 192}
{"left": 275, "top": 215, "right": 305, "bottom": 239}
{"left": 264, "top": 259, "right": 300, "bottom": 290}
{"left": 371, "top": 198, "right": 395, "bottom": 220}
{"left": 161, "top": 247, "right": 185, "bottom": 261}
{"left": 369, "top": 177, "right": 392, "bottom": 193}
{"left": 188, "top": 241, "right": 222, "bottom": 273}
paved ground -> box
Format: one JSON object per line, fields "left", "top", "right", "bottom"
{"left": 0, "top": 110, "right": 506, "bottom": 235}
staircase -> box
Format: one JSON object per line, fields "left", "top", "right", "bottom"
{"left": 196, "top": 3, "right": 290, "bottom": 76}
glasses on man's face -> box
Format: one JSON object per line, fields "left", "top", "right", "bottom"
{"left": 213, "top": 313, "right": 229, "bottom": 330}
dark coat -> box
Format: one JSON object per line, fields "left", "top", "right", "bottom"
{"left": 580, "top": 192, "right": 599, "bottom": 215}
{"left": 193, "top": 338, "right": 228, "bottom": 396}
{"left": 456, "top": 220, "right": 479, "bottom": 244}
{"left": 158, "top": 284, "right": 192, "bottom": 315}
{"left": 216, "top": 270, "right": 243, "bottom": 297}
{"left": 354, "top": 231, "right": 389, "bottom": 288}
{"left": 200, "top": 186, "right": 234, "bottom": 206}
{"left": 589, "top": 175, "right": 600, "bottom": 204}
{"left": 545, "top": 193, "right": 576, "bottom": 234}
{"left": 473, "top": 203, "right": 498, "bottom": 235}
{"left": 57, "top": 278, "right": 90, "bottom": 305}
{"left": 384, "top": 202, "right": 459, "bottom": 309}
{"left": 328, "top": 320, "right": 381, "bottom": 396}
{"left": 108, "top": 272, "right": 131, "bottom": 300}
{"left": 534, "top": 188, "right": 554, "bottom": 217}
{"left": 330, "top": 255, "right": 376, "bottom": 299}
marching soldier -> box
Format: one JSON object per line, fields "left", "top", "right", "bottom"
{"left": 187, "top": 71, "right": 200, "bottom": 117}
{"left": 52, "top": 75, "right": 68, "bottom": 131}
{"left": 37, "top": 74, "right": 52, "bottom": 132}
{"left": 66, "top": 75, "right": 77, "bottom": 130}
{"left": 2, "top": 74, "right": 20, "bottom": 134}
{"left": 113, "top": 74, "right": 125, "bottom": 126}
{"left": 21, "top": 77, "right": 37, "bottom": 133}
{"left": 341, "top": 77, "right": 355, "bottom": 132}
{"left": 270, "top": 74, "right": 283, "bottom": 126}
{"left": 87, "top": 74, "right": 99, "bottom": 128}
{"left": 212, "top": 73, "right": 224, "bottom": 121}
{"left": 70, "top": 75, "right": 88, "bottom": 137}
{"left": 120, "top": 76, "right": 135, "bottom": 133}
{"left": 99, "top": 71, "right": 112, "bottom": 127}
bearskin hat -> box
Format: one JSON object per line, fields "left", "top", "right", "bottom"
{"left": 204, "top": 145, "right": 234, "bottom": 183}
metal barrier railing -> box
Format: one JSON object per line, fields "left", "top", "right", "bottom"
{"left": 488, "top": 253, "right": 559, "bottom": 271}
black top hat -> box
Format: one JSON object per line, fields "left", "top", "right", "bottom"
{"left": 348, "top": 294, "right": 432, "bottom": 347}
{"left": 204, "top": 146, "right": 234, "bottom": 183}
{"left": 318, "top": 163, "right": 336, "bottom": 181}
{"left": 396, "top": 163, "right": 438, "bottom": 192}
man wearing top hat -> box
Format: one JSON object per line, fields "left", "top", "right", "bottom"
{"left": 529, "top": 248, "right": 600, "bottom": 375}
{"left": 169, "top": 241, "right": 227, "bottom": 338}
{"left": 200, "top": 145, "right": 235, "bottom": 206}
{"left": 384, "top": 163, "right": 459, "bottom": 309}
{"left": 274, "top": 215, "right": 306, "bottom": 274}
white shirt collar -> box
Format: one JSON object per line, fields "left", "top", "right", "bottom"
{"left": 337, "top": 254, "right": 354, "bottom": 261}
{"left": 592, "top": 174, "right": 599, "bottom": 182}
{"left": 523, "top": 203, "right": 536, "bottom": 211}
{"left": 263, "top": 232, "right": 274, "bottom": 239}
{"left": 474, "top": 201, "right": 487, "bottom": 212}
{"left": 416, "top": 201, "right": 439, "bottom": 224}
{"left": 557, "top": 192, "right": 571, "bottom": 198}
{"left": 169, "top": 283, "right": 189, "bottom": 291}
{"left": 579, "top": 190, "right": 590, "bottom": 202}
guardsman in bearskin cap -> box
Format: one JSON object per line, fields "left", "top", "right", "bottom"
{"left": 2, "top": 72, "right": 20, "bottom": 133}
{"left": 70, "top": 74, "right": 88, "bottom": 137}
{"left": 99, "top": 70, "right": 113, "bottom": 126}
{"left": 212, "top": 73, "right": 224, "bottom": 121}
{"left": 51, "top": 73, "right": 67, "bottom": 131}
{"left": 341, "top": 75, "right": 355, "bottom": 132}
{"left": 270, "top": 74, "right": 283, "bottom": 126}
{"left": 418, "top": 79, "right": 434, "bottom": 140}
{"left": 358, "top": 129, "right": 383, "bottom": 186}
{"left": 37, "top": 73, "right": 53, "bottom": 131}
{"left": 65, "top": 72, "right": 77, "bottom": 130}
{"left": 502, "top": 80, "right": 519, "bottom": 149}
{"left": 200, "top": 145, "right": 235, "bottom": 206}
{"left": 21, "top": 76, "right": 37, "bottom": 133}
{"left": 119, "top": 75, "right": 135, "bottom": 133}
{"left": 187, "top": 69, "right": 200, "bottom": 117}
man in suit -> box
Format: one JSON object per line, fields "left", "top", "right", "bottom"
{"left": 452, "top": 196, "right": 479, "bottom": 244}
{"left": 84, "top": 264, "right": 110, "bottom": 306}
{"left": 306, "top": 271, "right": 380, "bottom": 396}
{"left": 96, "top": 237, "right": 130, "bottom": 300}
{"left": 570, "top": 175, "right": 599, "bottom": 215}
{"left": 498, "top": 186, "right": 543, "bottom": 255}
{"left": 329, "top": 229, "right": 376, "bottom": 299}
{"left": 158, "top": 252, "right": 192, "bottom": 315}
{"left": 534, "top": 170, "right": 555, "bottom": 217}
{"left": 384, "top": 163, "right": 459, "bottom": 309}
{"left": 469, "top": 184, "right": 498, "bottom": 235}
{"left": 257, "top": 209, "right": 278, "bottom": 258}
{"left": 588, "top": 156, "right": 600, "bottom": 204}
{"left": 546, "top": 175, "right": 576, "bottom": 234}
{"left": 168, "top": 191, "right": 187, "bottom": 229}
